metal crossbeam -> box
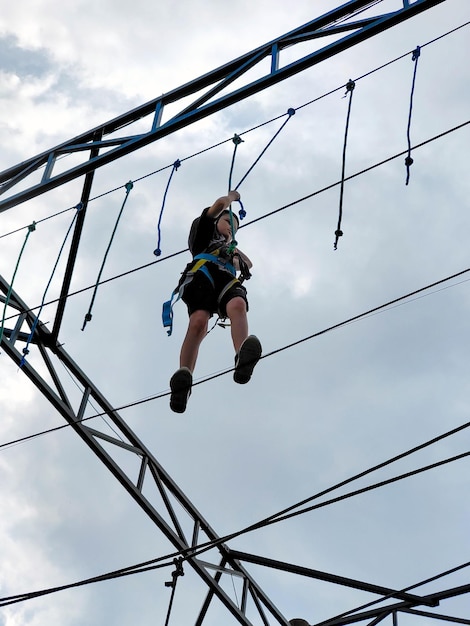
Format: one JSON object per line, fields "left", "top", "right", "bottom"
{"left": 0, "top": 274, "right": 289, "bottom": 626}
{"left": 0, "top": 0, "right": 445, "bottom": 213}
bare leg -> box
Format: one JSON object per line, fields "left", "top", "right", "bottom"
{"left": 225, "top": 296, "right": 248, "bottom": 354}
{"left": 179, "top": 309, "right": 210, "bottom": 372}
{"left": 226, "top": 297, "right": 261, "bottom": 384}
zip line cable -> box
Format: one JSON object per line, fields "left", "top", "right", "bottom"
{"left": 1, "top": 20, "right": 469, "bottom": 243}
{"left": 314, "top": 561, "right": 470, "bottom": 626}
{"left": 234, "top": 107, "right": 296, "bottom": 191}
{"left": 1, "top": 116, "right": 468, "bottom": 331}
{"left": 1, "top": 263, "right": 469, "bottom": 452}
{"left": 163, "top": 558, "right": 184, "bottom": 626}
{"left": 0, "top": 449, "right": 467, "bottom": 608}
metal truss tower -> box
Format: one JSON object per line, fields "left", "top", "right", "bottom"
{"left": 3, "top": 2, "right": 467, "bottom": 625}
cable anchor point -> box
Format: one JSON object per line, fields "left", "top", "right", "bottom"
{"left": 412, "top": 46, "right": 421, "bottom": 61}
{"left": 344, "top": 79, "right": 355, "bottom": 97}
{"left": 165, "top": 557, "right": 184, "bottom": 588}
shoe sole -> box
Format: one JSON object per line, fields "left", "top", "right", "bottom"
{"left": 170, "top": 369, "right": 192, "bottom": 413}
{"left": 234, "top": 336, "right": 262, "bottom": 384}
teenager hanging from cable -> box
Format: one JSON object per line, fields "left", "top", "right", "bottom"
{"left": 164, "top": 189, "right": 261, "bottom": 414}
{"left": 162, "top": 109, "right": 298, "bottom": 413}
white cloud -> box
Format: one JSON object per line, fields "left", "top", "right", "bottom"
{"left": 0, "top": 2, "right": 469, "bottom": 625}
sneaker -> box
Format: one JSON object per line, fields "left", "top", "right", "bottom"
{"left": 234, "top": 335, "right": 262, "bottom": 384}
{"left": 170, "top": 367, "right": 193, "bottom": 413}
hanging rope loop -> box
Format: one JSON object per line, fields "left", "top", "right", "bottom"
{"left": 228, "top": 134, "right": 244, "bottom": 195}
{"left": 154, "top": 160, "right": 181, "bottom": 257}
{"left": 334, "top": 79, "right": 356, "bottom": 250}
{"left": 82, "top": 181, "right": 134, "bottom": 331}
{"left": 233, "top": 106, "right": 296, "bottom": 191}
{"left": 405, "top": 45, "right": 421, "bottom": 186}
{"left": 163, "top": 558, "right": 185, "bottom": 626}
{"left": 227, "top": 107, "right": 296, "bottom": 227}
{"left": 0, "top": 221, "right": 37, "bottom": 351}
{"left": 20, "top": 206, "right": 82, "bottom": 367}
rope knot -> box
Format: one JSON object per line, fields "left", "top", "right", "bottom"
{"left": 125, "top": 181, "right": 134, "bottom": 192}
{"left": 344, "top": 79, "right": 355, "bottom": 95}
{"left": 165, "top": 558, "right": 184, "bottom": 588}
{"left": 287, "top": 107, "right": 296, "bottom": 117}
{"left": 334, "top": 229, "right": 343, "bottom": 251}
{"left": 237, "top": 199, "right": 246, "bottom": 220}
{"left": 232, "top": 133, "right": 244, "bottom": 145}
{"left": 412, "top": 46, "right": 421, "bottom": 61}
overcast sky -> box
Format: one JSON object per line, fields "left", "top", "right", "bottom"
{"left": 0, "top": 1, "right": 469, "bottom": 625}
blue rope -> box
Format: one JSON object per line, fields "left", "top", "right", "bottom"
{"left": 154, "top": 159, "right": 181, "bottom": 256}
{"left": 82, "top": 182, "right": 133, "bottom": 331}
{"left": 405, "top": 46, "right": 421, "bottom": 186}
{"left": 228, "top": 134, "right": 243, "bottom": 193}
{"left": 20, "top": 204, "right": 83, "bottom": 366}
{"left": 227, "top": 108, "right": 295, "bottom": 233}
{"left": 0, "top": 221, "right": 36, "bottom": 351}
{"left": 234, "top": 108, "right": 295, "bottom": 191}
{"left": 334, "top": 80, "right": 355, "bottom": 251}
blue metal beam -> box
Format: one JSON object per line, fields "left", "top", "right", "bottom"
{"left": 0, "top": 0, "right": 445, "bottom": 213}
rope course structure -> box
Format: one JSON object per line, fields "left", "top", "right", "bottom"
{"left": 0, "top": 2, "right": 468, "bottom": 625}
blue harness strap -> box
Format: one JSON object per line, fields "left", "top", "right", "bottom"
{"left": 162, "top": 251, "right": 236, "bottom": 336}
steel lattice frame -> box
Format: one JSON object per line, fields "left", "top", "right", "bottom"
{"left": 2, "top": 2, "right": 467, "bottom": 625}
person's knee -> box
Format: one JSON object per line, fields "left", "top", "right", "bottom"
{"left": 226, "top": 296, "right": 247, "bottom": 319}
{"left": 188, "top": 310, "right": 209, "bottom": 337}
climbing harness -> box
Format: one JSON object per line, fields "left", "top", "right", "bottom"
{"left": 334, "top": 79, "right": 355, "bottom": 250}
{"left": 20, "top": 204, "right": 83, "bottom": 367}
{"left": 162, "top": 246, "right": 242, "bottom": 336}
{"left": 405, "top": 46, "right": 421, "bottom": 185}
{"left": 82, "top": 181, "right": 133, "bottom": 331}
{"left": 154, "top": 159, "right": 181, "bottom": 256}
{"left": 0, "top": 221, "right": 36, "bottom": 351}
{"left": 163, "top": 558, "right": 184, "bottom": 626}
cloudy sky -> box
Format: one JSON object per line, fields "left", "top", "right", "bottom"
{"left": 0, "top": 1, "right": 469, "bottom": 625}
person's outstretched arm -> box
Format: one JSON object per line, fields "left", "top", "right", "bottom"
{"left": 207, "top": 190, "right": 240, "bottom": 218}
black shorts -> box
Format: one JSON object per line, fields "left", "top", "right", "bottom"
{"left": 182, "top": 267, "right": 248, "bottom": 317}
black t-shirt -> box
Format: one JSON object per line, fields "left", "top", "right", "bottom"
{"left": 188, "top": 207, "right": 227, "bottom": 257}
